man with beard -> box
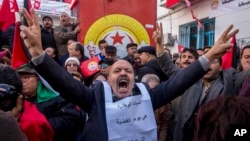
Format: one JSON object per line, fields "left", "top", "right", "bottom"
{"left": 41, "top": 16, "right": 57, "bottom": 50}
{"left": 20, "top": 8, "right": 237, "bottom": 141}
{"left": 156, "top": 34, "right": 250, "bottom": 141}
{"left": 156, "top": 47, "right": 198, "bottom": 141}
{"left": 54, "top": 12, "right": 80, "bottom": 60}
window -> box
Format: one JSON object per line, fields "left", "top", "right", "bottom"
{"left": 179, "top": 18, "right": 215, "bottom": 49}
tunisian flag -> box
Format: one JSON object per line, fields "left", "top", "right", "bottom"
{"left": 80, "top": 55, "right": 101, "bottom": 77}
{"left": 222, "top": 35, "right": 237, "bottom": 70}
{"left": 0, "top": 0, "right": 19, "bottom": 31}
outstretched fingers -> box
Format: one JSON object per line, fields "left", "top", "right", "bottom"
{"left": 22, "top": 8, "right": 33, "bottom": 27}
{"left": 219, "top": 25, "right": 235, "bottom": 42}
{"left": 20, "top": 25, "right": 31, "bottom": 39}
{"left": 30, "top": 8, "right": 40, "bottom": 28}
{"left": 160, "top": 22, "right": 163, "bottom": 35}
{"left": 226, "top": 29, "right": 239, "bottom": 41}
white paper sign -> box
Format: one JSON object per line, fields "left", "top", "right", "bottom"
{"left": 103, "top": 82, "right": 157, "bottom": 141}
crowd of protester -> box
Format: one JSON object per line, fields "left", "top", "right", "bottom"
{"left": 1, "top": 8, "right": 250, "bottom": 141}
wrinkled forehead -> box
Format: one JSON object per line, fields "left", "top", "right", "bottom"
{"left": 110, "top": 60, "right": 133, "bottom": 70}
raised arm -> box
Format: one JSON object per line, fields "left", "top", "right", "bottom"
{"left": 155, "top": 23, "right": 181, "bottom": 77}
{"left": 151, "top": 23, "right": 239, "bottom": 109}
{"left": 19, "top": 8, "right": 93, "bottom": 112}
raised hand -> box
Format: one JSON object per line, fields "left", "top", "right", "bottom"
{"left": 153, "top": 22, "right": 164, "bottom": 54}
{"left": 20, "top": 8, "right": 43, "bottom": 58}
{"left": 206, "top": 25, "right": 239, "bottom": 61}
{"left": 153, "top": 22, "right": 163, "bottom": 45}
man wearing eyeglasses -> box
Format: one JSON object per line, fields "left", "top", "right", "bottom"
{"left": 17, "top": 64, "right": 85, "bottom": 141}
{"left": 98, "top": 58, "right": 115, "bottom": 75}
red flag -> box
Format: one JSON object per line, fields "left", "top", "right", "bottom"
{"left": 70, "top": 0, "right": 78, "bottom": 10}
{"left": 178, "top": 45, "right": 184, "bottom": 53}
{"left": 80, "top": 55, "right": 100, "bottom": 77}
{"left": 222, "top": 35, "right": 237, "bottom": 70}
{"left": 11, "top": 23, "right": 29, "bottom": 69}
{"left": 19, "top": 101, "right": 54, "bottom": 141}
{"left": 0, "top": 0, "right": 19, "bottom": 31}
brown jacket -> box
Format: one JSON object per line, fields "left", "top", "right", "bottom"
{"left": 54, "top": 24, "right": 77, "bottom": 58}
{"left": 0, "top": 110, "right": 27, "bottom": 141}
{"left": 155, "top": 104, "right": 169, "bottom": 141}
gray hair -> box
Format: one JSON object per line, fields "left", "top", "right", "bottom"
{"left": 141, "top": 74, "right": 160, "bottom": 84}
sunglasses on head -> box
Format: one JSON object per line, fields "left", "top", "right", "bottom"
{"left": 66, "top": 63, "right": 78, "bottom": 67}
{"left": 99, "top": 64, "right": 109, "bottom": 69}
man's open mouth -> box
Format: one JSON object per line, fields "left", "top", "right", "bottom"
{"left": 117, "top": 77, "right": 129, "bottom": 93}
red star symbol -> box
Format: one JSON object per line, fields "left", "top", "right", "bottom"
{"left": 111, "top": 32, "right": 125, "bottom": 45}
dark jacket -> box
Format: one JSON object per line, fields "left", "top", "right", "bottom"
{"left": 27, "top": 95, "right": 85, "bottom": 141}
{"left": 239, "top": 72, "right": 250, "bottom": 97}
{"left": 173, "top": 68, "right": 250, "bottom": 141}
{"left": 157, "top": 53, "right": 250, "bottom": 141}
{"left": 41, "top": 27, "right": 57, "bottom": 50}
{"left": 137, "top": 59, "right": 168, "bottom": 82}
{"left": 123, "top": 55, "right": 135, "bottom": 66}
{"left": 2, "top": 24, "right": 15, "bottom": 51}
{"left": 155, "top": 104, "right": 169, "bottom": 141}
{"left": 33, "top": 53, "right": 208, "bottom": 141}
{"left": 0, "top": 30, "right": 4, "bottom": 48}
{"left": 0, "top": 110, "right": 28, "bottom": 141}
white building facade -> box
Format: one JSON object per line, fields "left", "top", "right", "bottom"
{"left": 157, "top": 0, "right": 250, "bottom": 54}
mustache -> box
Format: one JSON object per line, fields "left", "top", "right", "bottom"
{"left": 117, "top": 75, "right": 129, "bottom": 82}
{"left": 206, "top": 68, "right": 212, "bottom": 73}
{"left": 183, "top": 61, "right": 191, "bottom": 65}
